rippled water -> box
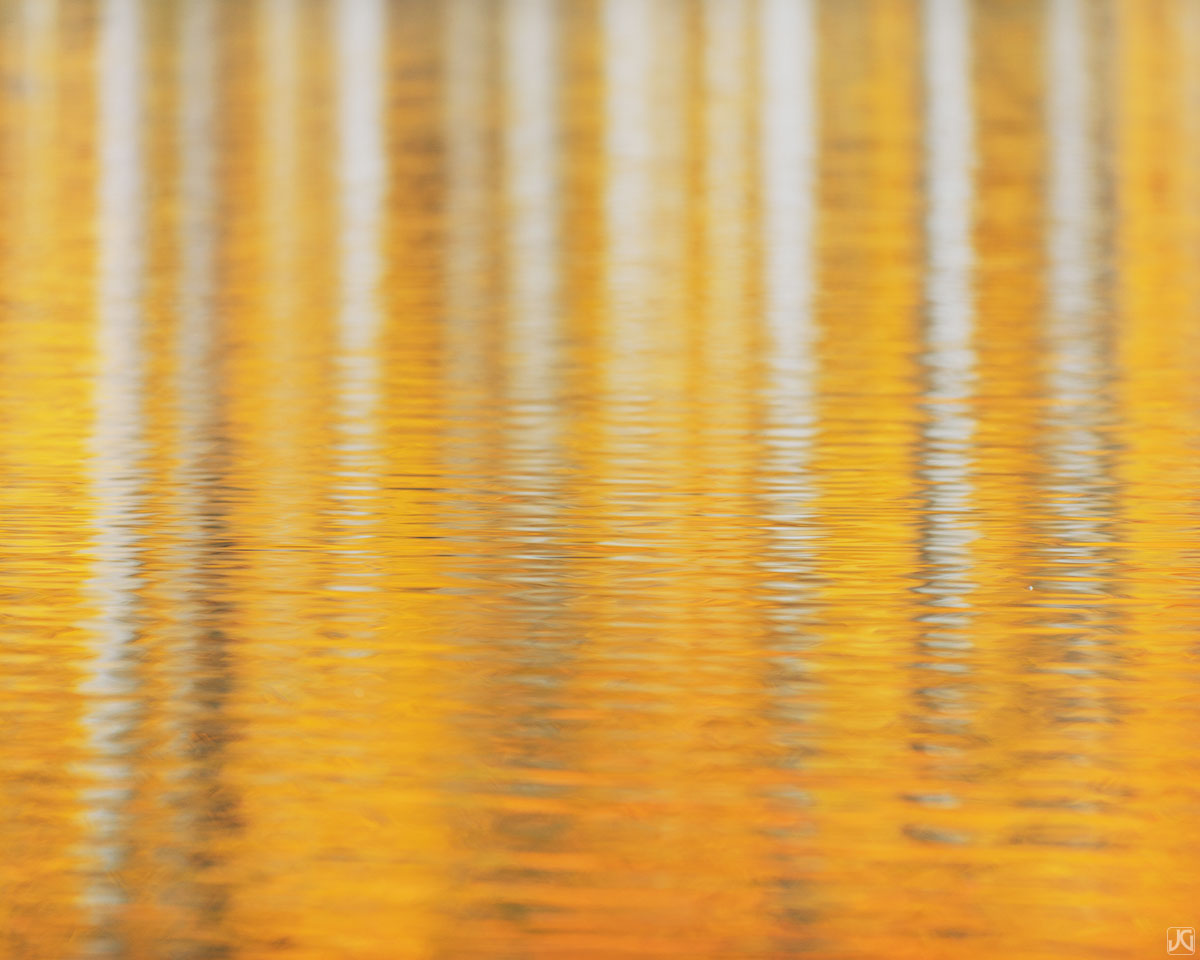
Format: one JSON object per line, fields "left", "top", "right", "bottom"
{"left": 2, "top": 1, "right": 1199, "bottom": 957}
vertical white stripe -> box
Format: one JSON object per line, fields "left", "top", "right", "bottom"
{"left": 500, "top": 0, "right": 565, "bottom": 605}
{"left": 332, "top": 0, "right": 387, "bottom": 602}
{"left": 1045, "top": 0, "right": 1099, "bottom": 420}
{"left": 1047, "top": 0, "right": 1093, "bottom": 319}
{"left": 334, "top": 0, "right": 386, "bottom": 441}
{"left": 924, "top": 0, "right": 974, "bottom": 375}
{"left": 336, "top": 0, "right": 387, "bottom": 359}
{"left": 603, "top": 0, "right": 657, "bottom": 339}
{"left": 760, "top": 0, "right": 817, "bottom": 367}
{"left": 604, "top": 0, "right": 662, "bottom": 296}
{"left": 502, "top": 0, "right": 559, "bottom": 430}
{"left": 1040, "top": 0, "right": 1112, "bottom": 754}
{"left": 1044, "top": 0, "right": 1108, "bottom": 561}
{"left": 1046, "top": 0, "right": 1097, "bottom": 395}
{"left": 922, "top": 0, "right": 976, "bottom": 608}
{"left": 759, "top": 0, "right": 818, "bottom": 612}
{"left": 86, "top": 0, "right": 144, "bottom": 933}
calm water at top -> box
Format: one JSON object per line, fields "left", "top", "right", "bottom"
{"left": 2, "top": 1, "right": 1199, "bottom": 958}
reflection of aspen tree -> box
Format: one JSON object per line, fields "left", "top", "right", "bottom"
{"left": 967, "top": 4, "right": 1090, "bottom": 958}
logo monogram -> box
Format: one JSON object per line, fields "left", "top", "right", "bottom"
{"left": 1169, "top": 928, "right": 1196, "bottom": 955}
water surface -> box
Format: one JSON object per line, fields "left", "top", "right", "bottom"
{"left": 2, "top": 1, "right": 1200, "bottom": 958}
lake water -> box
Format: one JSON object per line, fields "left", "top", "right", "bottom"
{"left": 2, "top": 1, "right": 1199, "bottom": 958}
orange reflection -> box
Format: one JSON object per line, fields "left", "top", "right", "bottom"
{"left": 0, "top": 2, "right": 1197, "bottom": 959}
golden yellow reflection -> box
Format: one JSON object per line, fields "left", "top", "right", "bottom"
{"left": 2, "top": 2, "right": 1199, "bottom": 958}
